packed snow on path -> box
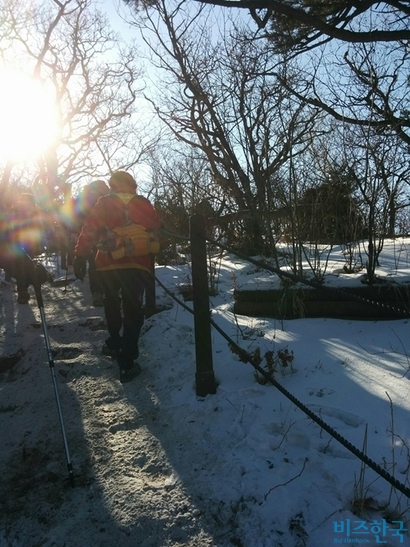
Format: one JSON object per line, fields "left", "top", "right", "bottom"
{"left": 1, "top": 239, "right": 410, "bottom": 547}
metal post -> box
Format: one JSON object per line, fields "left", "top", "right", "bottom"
{"left": 190, "top": 214, "right": 216, "bottom": 396}
{"left": 145, "top": 254, "right": 156, "bottom": 317}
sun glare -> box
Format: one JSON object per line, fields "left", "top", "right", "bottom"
{"left": 0, "top": 68, "right": 58, "bottom": 162}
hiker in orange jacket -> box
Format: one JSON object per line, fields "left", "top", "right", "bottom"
{"left": 73, "top": 170, "right": 161, "bottom": 383}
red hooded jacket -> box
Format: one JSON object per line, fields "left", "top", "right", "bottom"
{"left": 75, "top": 191, "right": 161, "bottom": 273}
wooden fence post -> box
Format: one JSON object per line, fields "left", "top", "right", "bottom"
{"left": 190, "top": 214, "right": 217, "bottom": 396}
{"left": 145, "top": 254, "right": 156, "bottom": 317}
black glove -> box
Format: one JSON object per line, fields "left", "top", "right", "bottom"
{"left": 73, "top": 255, "right": 87, "bottom": 281}
{"left": 34, "top": 263, "right": 53, "bottom": 286}
{"left": 17, "top": 252, "right": 37, "bottom": 287}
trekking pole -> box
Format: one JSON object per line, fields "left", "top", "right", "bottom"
{"left": 33, "top": 277, "right": 75, "bottom": 488}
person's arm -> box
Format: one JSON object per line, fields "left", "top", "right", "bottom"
{"left": 73, "top": 200, "right": 107, "bottom": 280}
{"left": 74, "top": 200, "right": 106, "bottom": 256}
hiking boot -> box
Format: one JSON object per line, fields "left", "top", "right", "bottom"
{"left": 102, "top": 336, "right": 122, "bottom": 359}
{"left": 17, "top": 290, "right": 30, "bottom": 304}
{"left": 92, "top": 292, "right": 104, "bottom": 307}
{"left": 119, "top": 361, "right": 142, "bottom": 384}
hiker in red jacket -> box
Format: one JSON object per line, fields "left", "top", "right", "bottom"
{"left": 58, "top": 180, "right": 109, "bottom": 306}
{"left": 73, "top": 171, "right": 161, "bottom": 383}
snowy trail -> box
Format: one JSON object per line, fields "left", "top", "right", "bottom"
{"left": 0, "top": 280, "right": 248, "bottom": 547}
{"left": 2, "top": 244, "right": 410, "bottom": 547}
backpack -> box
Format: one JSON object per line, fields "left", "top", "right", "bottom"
{"left": 97, "top": 195, "right": 160, "bottom": 259}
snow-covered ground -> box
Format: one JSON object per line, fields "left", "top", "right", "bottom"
{"left": 1, "top": 239, "right": 410, "bottom": 546}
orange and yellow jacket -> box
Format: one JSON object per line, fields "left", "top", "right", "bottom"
{"left": 75, "top": 192, "right": 161, "bottom": 273}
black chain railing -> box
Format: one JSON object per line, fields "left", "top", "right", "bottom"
{"left": 157, "top": 221, "right": 410, "bottom": 498}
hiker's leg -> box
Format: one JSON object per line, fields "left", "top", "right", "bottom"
{"left": 14, "top": 253, "right": 36, "bottom": 304}
{"left": 88, "top": 253, "right": 104, "bottom": 306}
{"left": 87, "top": 253, "right": 103, "bottom": 295}
{"left": 120, "top": 269, "right": 150, "bottom": 360}
{"left": 100, "top": 270, "right": 122, "bottom": 348}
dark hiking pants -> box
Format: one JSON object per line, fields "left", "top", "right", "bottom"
{"left": 99, "top": 268, "right": 151, "bottom": 361}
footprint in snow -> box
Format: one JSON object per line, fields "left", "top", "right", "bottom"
{"left": 307, "top": 404, "right": 364, "bottom": 428}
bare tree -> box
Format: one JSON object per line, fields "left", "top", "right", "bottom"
{"left": 336, "top": 123, "right": 408, "bottom": 282}
{"left": 128, "top": 0, "right": 322, "bottom": 254}
{"left": 124, "top": 0, "right": 410, "bottom": 51}
{"left": 277, "top": 43, "right": 410, "bottom": 148}
{"left": 0, "top": 0, "right": 155, "bottom": 203}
